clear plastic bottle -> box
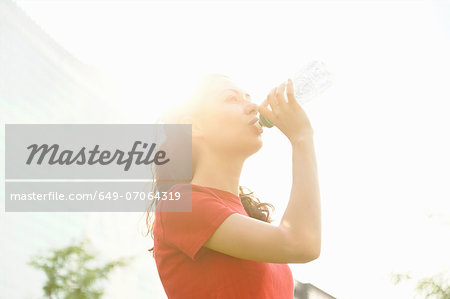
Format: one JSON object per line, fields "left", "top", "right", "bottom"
{"left": 257, "top": 60, "right": 333, "bottom": 129}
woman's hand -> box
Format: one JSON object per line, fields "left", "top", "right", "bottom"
{"left": 258, "top": 78, "right": 314, "bottom": 144}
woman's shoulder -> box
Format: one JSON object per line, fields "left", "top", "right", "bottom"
{"left": 166, "top": 183, "right": 216, "bottom": 201}
{"left": 169, "top": 183, "right": 240, "bottom": 203}
{"left": 167, "top": 183, "right": 212, "bottom": 196}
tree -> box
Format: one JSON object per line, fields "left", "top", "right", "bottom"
{"left": 29, "top": 239, "right": 133, "bottom": 299}
{"left": 390, "top": 212, "right": 450, "bottom": 299}
{"left": 390, "top": 270, "right": 450, "bottom": 299}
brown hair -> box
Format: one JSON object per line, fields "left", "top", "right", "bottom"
{"left": 144, "top": 74, "right": 275, "bottom": 257}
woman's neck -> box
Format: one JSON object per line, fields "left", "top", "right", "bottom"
{"left": 191, "top": 152, "right": 244, "bottom": 197}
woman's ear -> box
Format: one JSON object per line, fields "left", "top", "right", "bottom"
{"left": 179, "top": 115, "right": 204, "bottom": 138}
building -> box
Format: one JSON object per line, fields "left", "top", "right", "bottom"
{"left": 0, "top": 0, "right": 166, "bottom": 297}
{"left": 294, "top": 280, "right": 337, "bottom": 299}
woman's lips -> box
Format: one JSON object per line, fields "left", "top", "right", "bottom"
{"left": 248, "top": 117, "right": 259, "bottom": 125}
{"left": 252, "top": 122, "right": 263, "bottom": 134}
{"left": 248, "top": 117, "right": 263, "bottom": 134}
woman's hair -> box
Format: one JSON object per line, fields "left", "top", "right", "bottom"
{"left": 145, "top": 74, "right": 275, "bottom": 257}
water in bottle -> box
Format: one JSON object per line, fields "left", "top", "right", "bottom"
{"left": 257, "top": 60, "right": 333, "bottom": 129}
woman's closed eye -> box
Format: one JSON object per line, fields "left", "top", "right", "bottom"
{"left": 226, "top": 95, "right": 240, "bottom": 102}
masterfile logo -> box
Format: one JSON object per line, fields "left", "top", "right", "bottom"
{"left": 25, "top": 141, "right": 170, "bottom": 171}
{"left": 4, "top": 124, "right": 192, "bottom": 212}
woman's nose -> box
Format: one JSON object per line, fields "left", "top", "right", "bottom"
{"left": 245, "top": 102, "right": 259, "bottom": 115}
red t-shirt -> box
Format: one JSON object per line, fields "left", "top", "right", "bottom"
{"left": 153, "top": 183, "right": 294, "bottom": 299}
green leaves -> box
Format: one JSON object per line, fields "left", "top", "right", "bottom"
{"left": 28, "top": 239, "right": 133, "bottom": 299}
{"left": 391, "top": 270, "right": 450, "bottom": 299}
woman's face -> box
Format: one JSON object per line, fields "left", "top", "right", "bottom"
{"left": 195, "top": 76, "right": 263, "bottom": 156}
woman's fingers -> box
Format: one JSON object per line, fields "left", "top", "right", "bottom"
{"left": 268, "top": 87, "right": 280, "bottom": 115}
{"left": 260, "top": 80, "right": 292, "bottom": 125}
{"left": 286, "top": 78, "right": 297, "bottom": 106}
{"left": 268, "top": 87, "right": 276, "bottom": 107}
{"left": 258, "top": 97, "right": 272, "bottom": 117}
{"left": 276, "top": 82, "right": 287, "bottom": 104}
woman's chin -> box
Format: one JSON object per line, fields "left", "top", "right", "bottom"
{"left": 249, "top": 137, "right": 263, "bottom": 154}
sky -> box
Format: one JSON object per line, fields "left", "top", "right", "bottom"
{"left": 12, "top": 0, "right": 450, "bottom": 298}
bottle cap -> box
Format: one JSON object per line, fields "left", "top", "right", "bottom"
{"left": 258, "top": 114, "right": 274, "bottom": 128}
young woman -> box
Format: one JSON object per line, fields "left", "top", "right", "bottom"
{"left": 145, "top": 74, "right": 321, "bottom": 298}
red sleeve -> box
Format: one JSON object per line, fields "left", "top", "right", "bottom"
{"left": 158, "top": 184, "right": 237, "bottom": 261}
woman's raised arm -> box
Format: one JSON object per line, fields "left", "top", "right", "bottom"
{"left": 203, "top": 79, "right": 321, "bottom": 264}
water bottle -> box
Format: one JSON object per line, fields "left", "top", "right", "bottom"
{"left": 257, "top": 60, "right": 333, "bottom": 129}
